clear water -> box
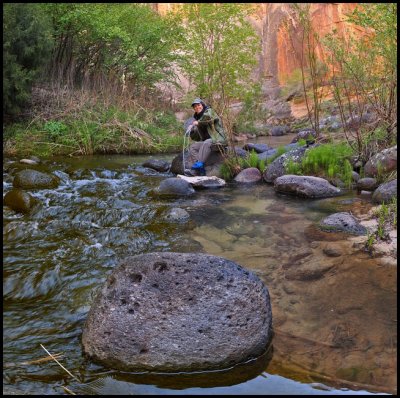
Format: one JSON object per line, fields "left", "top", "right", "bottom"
{"left": 3, "top": 137, "right": 396, "bottom": 395}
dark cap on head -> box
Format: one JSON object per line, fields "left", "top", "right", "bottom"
{"left": 191, "top": 98, "right": 202, "bottom": 107}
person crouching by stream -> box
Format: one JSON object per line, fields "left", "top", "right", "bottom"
{"left": 185, "top": 98, "right": 227, "bottom": 176}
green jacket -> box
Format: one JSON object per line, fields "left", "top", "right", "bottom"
{"left": 197, "top": 107, "right": 227, "bottom": 144}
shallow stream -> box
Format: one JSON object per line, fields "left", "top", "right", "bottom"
{"left": 3, "top": 135, "right": 397, "bottom": 395}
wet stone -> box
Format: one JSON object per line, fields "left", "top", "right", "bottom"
{"left": 323, "top": 246, "right": 342, "bottom": 257}
{"left": 13, "top": 169, "right": 60, "bottom": 189}
{"left": 3, "top": 189, "right": 38, "bottom": 213}
{"left": 82, "top": 252, "right": 272, "bottom": 372}
{"left": 142, "top": 159, "right": 170, "bottom": 173}
{"left": 319, "top": 212, "right": 367, "bottom": 236}
{"left": 154, "top": 177, "right": 195, "bottom": 197}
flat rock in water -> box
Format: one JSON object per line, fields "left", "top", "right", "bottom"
{"left": 177, "top": 174, "right": 226, "bottom": 188}
{"left": 82, "top": 252, "right": 272, "bottom": 372}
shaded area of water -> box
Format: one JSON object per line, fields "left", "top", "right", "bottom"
{"left": 3, "top": 138, "right": 396, "bottom": 395}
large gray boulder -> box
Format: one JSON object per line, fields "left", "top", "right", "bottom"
{"left": 13, "top": 169, "right": 60, "bottom": 189}
{"left": 364, "top": 145, "right": 397, "bottom": 177}
{"left": 82, "top": 252, "right": 272, "bottom": 372}
{"left": 372, "top": 179, "right": 397, "bottom": 204}
{"left": 263, "top": 146, "right": 308, "bottom": 183}
{"left": 274, "top": 175, "right": 342, "bottom": 198}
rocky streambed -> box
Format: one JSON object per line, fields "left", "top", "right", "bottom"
{"left": 3, "top": 135, "right": 397, "bottom": 395}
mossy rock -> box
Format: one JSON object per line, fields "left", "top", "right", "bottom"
{"left": 3, "top": 189, "right": 38, "bottom": 213}
{"left": 13, "top": 169, "right": 60, "bottom": 189}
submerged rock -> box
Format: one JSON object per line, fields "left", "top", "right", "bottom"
{"left": 164, "top": 207, "right": 190, "bottom": 222}
{"left": 82, "top": 252, "right": 272, "bottom": 372}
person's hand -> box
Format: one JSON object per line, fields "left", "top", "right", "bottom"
{"left": 192, "top": 121, "right": 199, "bottom": 126}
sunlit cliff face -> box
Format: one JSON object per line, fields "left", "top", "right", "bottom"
{"left": 150, "top": 3, "right": 359, "bottom": 85}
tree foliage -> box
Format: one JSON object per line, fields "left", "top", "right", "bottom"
{"left": 3, "top": 3, "right": 53, "bottom": 118}
{"left": 323, "top": 3, "right": 397, "bottom": 156}
{"left": 42, "top": 4, "right": 183, "bottom": 93}
{"left": 176, "top": 3, "right": 260, "bottom": 112}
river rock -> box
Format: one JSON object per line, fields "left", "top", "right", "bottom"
{"left": 154, "top": 177, "right": 195, "bottom": 197}
{"left": 364, "top": 145, "right": 397, "bottom": 177}
{"left": 356, "top": 177, "right": 378, "bottom": 191}
{"left": 290, "top": 128, "right": 317, "bottom": 143}
{"left": 274, "top": 175, "right": 342, "bottom": 198}
{"left": 82, "top": 252, "right": 272, "bottom": 372}
{"left": 352, "top": 171, "right": 361, "bottom": 182}
{"left": 170, "top": 151, "right": 225, "bottom": 176}
{"left": 263, "top": 146, "right": 308, "bottom": 183}
{"left": 13, "top": 169, "right": 60, "bottom": 189}
{"left": 142, "top": 159, "right": 170, "bottom": 173}
{"left": 284, "top": 260, "right": 335, "bottom": 281}
{"left": 270, "top": 126, "right": 290, "bottom": 136}
{"left": 177, "top": 175, "right": 226, "bottom": 189}
{"left": 257, "top": 149, "right": 278, "bottom": 161}
{"left": 319, "top": 212, "right": 367, "bottom": 235}
{"left": 243, "top": 143, "right": 270, "bottom": 153}
{"left": 164, "top": 207, "right": 190, "bottom": 222}
{"left": 20, "top": 158, "right": 40, "bottom": 165}
{"left": 372, "top": 179, "right": 397, "bottom": 204}
{"left": 3, "top": 189, "right": 37, "bottom": 213}
{"left": 234, "top": 168, "right": 262, "bottom": 183}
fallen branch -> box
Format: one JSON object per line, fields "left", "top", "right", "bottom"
{"left": 40, "top": 344, "right": 80, "bottom": 383}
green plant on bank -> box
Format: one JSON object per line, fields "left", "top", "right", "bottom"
{"left": 285, "top": 142, "right": 354, "bottom": 186}
{"left": 219, "top": 150, "right": 266, "bottom": 181}
{"left": 43, "top": 121, "right": 68, "bottom": 139}
{"left": 365, "top": 197, "right": 397, "bottom": 254}
{"left": 4, "top": 104, "right": 183, "bottom": 157}
{"left": 365, "top": 231, "right": 375, "bottom": 254}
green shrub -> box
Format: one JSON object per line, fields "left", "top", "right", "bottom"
{"left": 285, "top": 143, "right": 355, "bottom": 186}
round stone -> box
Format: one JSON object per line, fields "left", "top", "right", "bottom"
{"left": 82, "top": 252, "right": 272, "bottom": 372}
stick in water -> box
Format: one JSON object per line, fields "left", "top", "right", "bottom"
{"left": 40, "top": 344, "right": 80, "bottom": 382}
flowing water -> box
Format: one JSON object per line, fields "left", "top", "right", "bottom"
{"left": 3, "top": 135, "right": 396, "bottom": 395}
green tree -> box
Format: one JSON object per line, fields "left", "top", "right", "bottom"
{"left": 3, "top": 3, "right": 53, "bottom": 118}
{"left": 177, "top": 4, "right": 260, "bottom": 116}
{"left": 42, "top": 4, "right": 183, "bottom": 95}
{"left": 323, "top": 3, "right": 397, "bottom": 157}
